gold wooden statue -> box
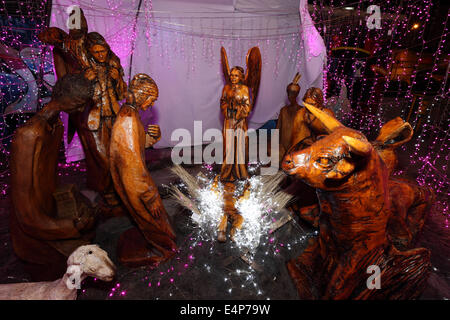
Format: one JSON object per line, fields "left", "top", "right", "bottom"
{"left": 276, "top": 72, "right": 302, "bottom": 163}
{"left": 110, "top": 74, "right": 177, "bottom": 267}
{"left": 219, "top": 46, "right": 261, "bottom": 182}
{"left": 216, "top": 47, "right": 261, "bottom": 243}
{"left": 79, "top": 31, "right": 127, "bottom": 204}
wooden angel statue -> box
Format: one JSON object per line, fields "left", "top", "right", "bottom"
{"left": 219, "top": 46, "right": 261, "bottom": 182}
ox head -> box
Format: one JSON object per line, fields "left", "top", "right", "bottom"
{"left": 282, "top": 103, "right": 374, "bottom": 190}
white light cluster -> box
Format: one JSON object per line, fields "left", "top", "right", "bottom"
{"left": 192, "top": 180, "right": 224, "bottom": 238}
{"left": 233, "top": 176, "right": 274, "bottom": 256}
{"left": 188, "top": 174, "right": 280, "bottom": 258}
{"left": 171, "top": 165, "right": 293, "bottom": 259}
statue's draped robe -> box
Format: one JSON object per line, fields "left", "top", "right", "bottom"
{"left": 9, "top": 111, "right": 91, "bottom": 280}
{"left": 276, "top": 104, "right": 301, "bottom": 163}
{"left": 79, "top": 55, "right": 126, "bottom": 194}
{"left": 110, "top": 105, "right": 177, "bottom": 257}
{"left": 220, "top": 83, "right": 252, "bottom": 181}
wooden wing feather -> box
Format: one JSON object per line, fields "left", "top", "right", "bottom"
{"left": 244, "top": 47, "right": 262, "bottom": 107}
{"left": 220, "top": 46, "right": 230, "bottom": 84}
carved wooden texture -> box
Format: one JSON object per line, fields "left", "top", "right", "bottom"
{"left": 281, "top": 104, "right": 431, "bottom": 299}
{"left": 110, "top": 105, "right": 177, "bottom": 267}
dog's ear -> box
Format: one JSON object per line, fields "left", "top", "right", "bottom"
{"left": 65, "top": 265, "right": 82, "bottom": 290}
{"left": 66, "top": 265, "right": 81, "bottom": 276}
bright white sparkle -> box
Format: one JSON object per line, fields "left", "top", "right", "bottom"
{"left": 233, "top": 176, "right": 274, "bottom": 256}
{"left": 171, "top": 165, "right": 293, "bottom": 258}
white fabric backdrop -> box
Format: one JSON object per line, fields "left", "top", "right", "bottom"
{"left": 50, "top": 0, "right": 325, "bottom": 157}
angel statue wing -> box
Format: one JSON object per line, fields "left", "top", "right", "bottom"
{"left": 244, "top": 47, "right": 262, "bottom": 107}
{"left": 220, "top": 46, "right": 231, "bottom": 84}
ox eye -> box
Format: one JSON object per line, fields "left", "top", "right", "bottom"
{"left": 317, "top": 157, "right": 332, "bottom": 167}
{"left": 316, "top": 135, "right": 327, "bottom": 141}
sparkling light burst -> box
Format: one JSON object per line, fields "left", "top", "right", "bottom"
{"left": 171, "top": 165, "right": 292, "bottom": 257}
{"left": 192, "top": 178, "right": 224, "bottom": 237}
{"left": 233, "top": 176, "right": 277, "bottom": 255}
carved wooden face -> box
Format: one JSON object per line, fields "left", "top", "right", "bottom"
{"left": 287, "top": 84, "right": 300, "bottom": 103}
{"left": 230, "top": 69, "right": 244, "bottom": 85}
{"left": 303, "top": 88, "right": 324, "bottom": 108}
{"left": 282, "top": 127, "right": 371, "bottom": 190}
{"left": 141, "top": 94, "right": 157, "bottom": 111}
{"left": 89, "top": 44, "right": 108, "bottom": 63}
{"left": 281, "top": 102, "right": 376, "bottom": 190}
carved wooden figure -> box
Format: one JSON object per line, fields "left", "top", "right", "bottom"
{"left": 10, "top": 74, "right": 96, "bottom": 281}
{"left": 281, "top": 103, "right": 432, "bottom": 299}
{"left": 110, "top": 74, "right": 177, "bottom": 267}
{"left": 78, "top": 32, "right": 127, "bottom": 205}
{"left": 219, "top": 46, "right": 261, "bottom": 182}
{"left": 39, "top": 9, "right": 127, "bottom": 205}
{"left": 276, "top": 72, "right": 302, "bottom": 163}
{"left": 296, "top": 116, "right": 433, "bottom": 248}
{"left": 38, "top": 8, "right": 90, "bottom": 143}
{"left": 216, "top": 181, "right": 245, "bottom": 243}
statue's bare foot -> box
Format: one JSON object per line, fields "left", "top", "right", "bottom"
{"left": 217, "top": 231, "right": 227, "bottom": 242}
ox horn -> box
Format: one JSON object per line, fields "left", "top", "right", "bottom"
{"left": 303, "top": 102, "right": 342, "bottom": 133}
{"left": 342, "top": 136, "right": 372, "bottom": 156}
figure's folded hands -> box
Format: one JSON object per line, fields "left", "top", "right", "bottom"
{"left": 147, "top": 124, "right": 161, "bottom": 141}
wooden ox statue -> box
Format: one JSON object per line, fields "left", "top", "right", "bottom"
{"left": 281, "top": 103, "right": 432, "bottom": 299}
